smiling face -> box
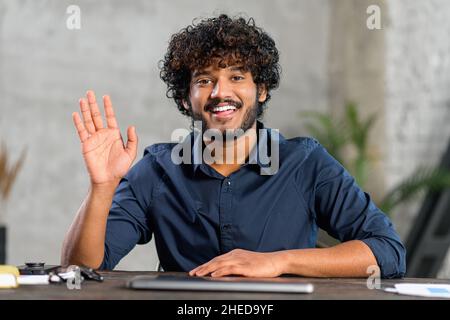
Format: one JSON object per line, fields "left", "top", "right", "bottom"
{"left": 184, "top": 62, "right": 267, "bottom": 135}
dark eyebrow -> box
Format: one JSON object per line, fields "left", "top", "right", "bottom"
{"left": 229, "top": 65, "right": 246, "bottom": 72}
{"left": 192, "top": 70, "right": 210, "bottom": 78}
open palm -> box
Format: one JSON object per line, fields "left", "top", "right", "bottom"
{"left": 72, "top": 91, "right": 138, "bottom": 185}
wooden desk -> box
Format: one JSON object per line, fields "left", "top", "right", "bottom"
{"left": 0, "top": 271, "right": 449, "bottom": 300}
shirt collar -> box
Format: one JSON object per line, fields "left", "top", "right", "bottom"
{"left": 190, "top": 120, "right": 285, "bottom": 175}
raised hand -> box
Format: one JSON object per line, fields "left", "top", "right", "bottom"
{"left": 72, "top": 90, "right": 138, "bottom": 186}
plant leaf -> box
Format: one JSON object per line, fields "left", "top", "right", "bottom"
{"left": 380, "top": 167, "right": 450, "bottom": 214}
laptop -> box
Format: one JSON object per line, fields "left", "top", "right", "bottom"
{"left": 127, "top": 274, "right": 314, "bottom": 293}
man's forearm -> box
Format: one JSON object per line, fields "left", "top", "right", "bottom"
{"left": 61, "top": 183, "right": 117, "bottom": 269}
{"left": 278, "top": 240, "right": 378, "bottom": 278}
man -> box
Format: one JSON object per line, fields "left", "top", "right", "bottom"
{"left": 61, "top": 14, "right": 406, "bottom": 278}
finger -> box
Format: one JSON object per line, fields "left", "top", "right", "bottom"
{"left": 191, "top": 263, "right": 213, "bottom": 277}
{"left": 86, "top": 90, "right": 104, "bottom": 130}
{"left": 79, "top": 98, "right": 96, "bottom": 134}
{"left": 195, "top": 260, "right": 229, "bottom": 277}
{"left": 72, "top": 112, "right": 89, "bottom": 142}
{"left": 189, "top": 268, "right": 197, "bottom": 276}
{"left": 211, "top": 265, "right": 240, "bottom": 278}
{"left": 190, "top": 253, "right": 233, "bottom": 276}
{"left": 189, "top": 257, "right": 220, "bottom": 276}
{"left": 189, "top": 266, "right": 202, "bottom": 276}
{"left": 103, "top": 95, "right": 119, "bottom": 129}
{"left": 189, "top": 262, "right": 209, "bottom": 276}
{"left": 125, "top": 126, "right": 138, "bottom": 159}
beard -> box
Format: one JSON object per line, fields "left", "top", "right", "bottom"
{"left": 190, "top": 96, "right": 259, "bottom": 139}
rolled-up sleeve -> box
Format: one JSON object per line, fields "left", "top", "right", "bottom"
{"left": 301, "top": 142, "right": 406, "bottom": 278}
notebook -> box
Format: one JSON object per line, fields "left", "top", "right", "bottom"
{"left": 384, "top": 283, "right": 450, "bottom": 299}
{"left": 127, "top": 274, "right": 314, "bottom": 293}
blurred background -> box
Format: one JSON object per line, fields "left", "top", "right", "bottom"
{"left": 0, "top": 0, "right": 449, "bottom": 277}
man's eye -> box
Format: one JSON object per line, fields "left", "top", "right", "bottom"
{"left": 232, "top": 76, "right": 244, "bottom": 81}
{"left": 197, "top": 79, "right": 211, "bottom": 85}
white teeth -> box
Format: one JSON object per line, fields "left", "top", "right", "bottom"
{"left": 211, "top": 105, "right": 237, "bottom": 112}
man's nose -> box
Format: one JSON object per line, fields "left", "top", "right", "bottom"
{"left": 210, "top": 78, "right": 232, "bottom": 100}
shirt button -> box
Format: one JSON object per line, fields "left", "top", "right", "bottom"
{"left": 227, "top": 181, "right": 231, "bottom": 186}
{"left": 222, "top": 224, "right": 231, "bottom": 231}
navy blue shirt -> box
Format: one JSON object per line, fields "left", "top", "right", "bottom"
{"left": 99, "top": 122, "right": 406, "bottom": 278}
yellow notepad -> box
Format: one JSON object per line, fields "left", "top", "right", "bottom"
{"left": 0, "top": 265, "right": 19, "bottom": 289}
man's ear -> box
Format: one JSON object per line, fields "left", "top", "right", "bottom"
{"left": 182, "top": 99, "right": 190, "bottom": 111}
{"left": 257, "top": 85, "right": 268, "bottom": 103}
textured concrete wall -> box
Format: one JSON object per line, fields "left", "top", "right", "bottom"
{"left": 1, "top": 0, "right": 449, "bottom": 276}
{"left": 328, "top": 0, "right": 387, "bottom": 203}
{"left": 0, "top": 0, "right": 330, "bottom": 270}
{"left": 385, "top": 0, "right": 450, "bottom": 278}
{"left": 386, "top": 0, "right": 450, "bottom": 235}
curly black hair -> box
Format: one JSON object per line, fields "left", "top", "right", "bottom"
{"left": 159, "top": 14, "right": 281, "bottom": 118}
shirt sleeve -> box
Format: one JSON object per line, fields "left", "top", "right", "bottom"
{"left": 300, "top": 141, "right": 406, "bottom": 278}
{"left": 98, "top": 152, "right": 160, "bottom": 270}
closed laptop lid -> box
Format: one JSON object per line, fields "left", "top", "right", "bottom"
{"left": 127, "top": 274, "right": 314, "bottom": 293}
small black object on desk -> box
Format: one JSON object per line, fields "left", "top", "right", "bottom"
{"left": 17, "top": 262, "right": 103, "bottom": 282}
{"left": 18, "top": 262, "right": 60, "bottom": 275}
{"left": 79, "top": 266, "right": 104, "bottom": 282}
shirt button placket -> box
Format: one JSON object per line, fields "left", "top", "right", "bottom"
{"left": 219, "top": 178, "right": 234, "bottom": 253}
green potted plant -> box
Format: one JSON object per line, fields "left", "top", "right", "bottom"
{"left": 0, "top": 143, "right": 26, "bottom": 264}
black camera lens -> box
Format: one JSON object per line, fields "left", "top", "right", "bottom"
{"left": 25, "top": 262, "right": 45, "bottom": 268}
